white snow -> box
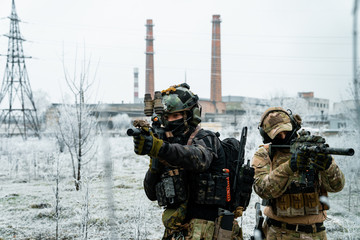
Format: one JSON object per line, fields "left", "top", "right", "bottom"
{"left": 0, "top": 128, "right": 358, "bottom": 239}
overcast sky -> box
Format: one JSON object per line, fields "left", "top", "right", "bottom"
{"left": 0, "top": 0, "right": 356, "bottom": 106}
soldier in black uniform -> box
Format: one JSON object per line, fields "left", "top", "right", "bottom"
{"left": 133, "top": 83, "right": 245, "bottom": 239}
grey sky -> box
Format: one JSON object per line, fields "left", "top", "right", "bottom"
{"left": 0, "top": 0, "right": 355, "bottom": 106}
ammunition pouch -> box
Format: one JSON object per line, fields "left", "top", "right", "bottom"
{"left": 156, "top": 168, "right": 187, "bottom": 207}
{"left": 273, "top": 185, "right": 326, "bottom": 217}
{"left": 275, "top": 194, "right": 291, "bottom": 216}
{"left": 192, "top": 172, "right": 228, "bottom": 206}
{"left": 290, "top": 193, "right": 305, "bottom": 216}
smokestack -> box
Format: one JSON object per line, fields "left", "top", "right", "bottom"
{"left": 210, "top": 15, "right": 222, "bottom": 103}
{"left": 134, "top": 67, "right": 139, "bottom": 103}
{"left": 145, "top": 19, "right": 155, "bottom": 98}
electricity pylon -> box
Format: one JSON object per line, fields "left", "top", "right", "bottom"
{"left": 0, "top": 0, "right": 40, "bottom": 139}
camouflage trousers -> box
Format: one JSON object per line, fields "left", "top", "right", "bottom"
{"left": 213, "top": 217, "right": 243, "bottom": 240}
{"left": 163, "top": 218, "right": 243, "bottom": 240}
{"left": 162, "top": 219, "right": 213, "bottom": 240}
{"left": 265, "top": 225, "right": 327, "bottom": 240}
{"left": 186, "top": 219, "right": 215, "bottom": 240}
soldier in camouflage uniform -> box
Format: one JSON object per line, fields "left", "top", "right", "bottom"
{"left": 252, "top": 107, "right": 345, "bottom": 240}
{"left": 133, "top": 83, "right": 243, "bottom": 240}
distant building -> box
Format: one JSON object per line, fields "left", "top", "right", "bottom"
{"left": 297, "top": 91, "right": 330, "bottom": 115}
{"left": 43, "top": 92, "right": 335, "bottom": 133}
{"left": 199, "top": 99, "right": 226, "bottom": 115}
{"left": 333, "top": 100, "right": 356, "bottom": 115}
{"left": 298, "top": 92, "right": 314, "bottom": 98}
{"left": 44, "top": 103, "right": 145, "bottom": 131}
{"left": 222, "top": 95, "right": 269, "bottom": 110}
{"left": 331, "top": 99, "right": 356, "bottom": 130}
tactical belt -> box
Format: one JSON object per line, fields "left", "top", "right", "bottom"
{"left": 267, "top": 218, "right": 325, "bottom": 233}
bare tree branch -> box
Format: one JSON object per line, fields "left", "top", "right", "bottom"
{"left": 56, "top": 47, "right": 99, "bottom": 191}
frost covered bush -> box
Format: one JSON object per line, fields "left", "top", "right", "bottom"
{"left": 111, "top": 113, "right": 131, "bottom": 130}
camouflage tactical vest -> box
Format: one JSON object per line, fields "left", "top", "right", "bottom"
{"left": 269, "top": 147, "right": 329, "bottom": 217}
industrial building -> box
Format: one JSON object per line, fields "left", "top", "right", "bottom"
{"left": 44, "top": 15, "right": 341, "bottom": 134}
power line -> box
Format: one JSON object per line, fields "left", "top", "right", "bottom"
{"left": 18, "top": 38, "right": 355, "bottom": 63}
{"left": 11, "top": 19, "right": 353, "bottom": 42}
{"left": 24, "top": 20, "right": 352, "bottom": 39}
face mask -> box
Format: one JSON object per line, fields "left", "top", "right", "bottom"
{"left": 271, "top": 136, "right": 287, "bottom": 145}
{"left": 272, "top": 131, "right": 295, "bottom": 145}
{"left": 165, "top": 118, "right": 185, "bottom": 136}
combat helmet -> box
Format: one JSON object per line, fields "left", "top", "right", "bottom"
{"left": 161, "top": 83, "right": 201, "bottom": 134}
{"left": 258, "top": 107, "right": 302, "bottom": 144}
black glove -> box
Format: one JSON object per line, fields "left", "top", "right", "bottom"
{"left": 237, "top": 166, "right": 255, "bottom": 194}
{"left": 290, "top": 150, "right": 309, "bottom": 172}
{"left": 133, "top": 128, "right": 163, "bottom": 157}
{"left": 312, "top": 153, "right": 332, "bottom": 171}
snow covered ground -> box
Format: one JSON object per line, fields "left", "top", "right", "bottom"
{"left": 0, "top": 128, "right": 359, "bottom": 239}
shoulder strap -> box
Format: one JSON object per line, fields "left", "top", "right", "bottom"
{"left": 187, "top": 126, "right": 201, "bottom": 145}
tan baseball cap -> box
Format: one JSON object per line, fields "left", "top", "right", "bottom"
{"left": 261, "top": 108, "right": 292, "bottom": 139}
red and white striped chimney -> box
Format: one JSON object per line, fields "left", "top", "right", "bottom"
{"left": 210, "top": 15, "right": 222, "bottom": 103}
{"left": 145, "top": 19, "right": 155, "bottom": 98}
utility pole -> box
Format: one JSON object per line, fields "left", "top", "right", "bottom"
{"left": 354, "top": 0, "right": 359, "bottom": 104}
{"left": 0, "top": 0, "right": 40, "bottom": 139}
{"left": 353, "top": 0, "right": 360, "bottom": 126}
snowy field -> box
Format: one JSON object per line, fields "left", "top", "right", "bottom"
{"left": 0, "top": 127, "right": 359, "bottom": 239}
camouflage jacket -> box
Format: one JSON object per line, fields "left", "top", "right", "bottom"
{"left": 252, "top": 144, "right": 345, "bottom": 224}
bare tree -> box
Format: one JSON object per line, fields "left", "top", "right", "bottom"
{"left": 81, "top": 177, "right": 90, "bottom": 240}
{"left": 56, "top": 49, "right": 99, "bottom": 191}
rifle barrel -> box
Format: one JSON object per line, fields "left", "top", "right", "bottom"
{"left": 126, "top": 128, "right": 141, "bottom": 136}
{"left": 271, "top": 144, "right": 355, "bottom": 156}
{"left": 237, "top": 126, "right": 247, "bottom": 161}
{"left": 304, "top": 146, "right": 354, "bottom": 156}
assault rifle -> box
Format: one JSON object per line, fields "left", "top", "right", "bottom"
{"left": 250, "top": 202, "right": 265, "bottom": 240}
{"left": 231, "top": 126, "right": 254, "bottom": 212}
{"left": 127, "top": 116, "right": 164, "bottom": 137}
{"left": 269, "top": 129, "right": 354, "bottom": 158}
{"left": 233, "top": 126, "right": 247, "bottom": 186}
{"left": 127, "top": 117, "right": 165, "bottom": 171}
{"left": 270, "top": 130, "right": 354, "bottom": 184}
